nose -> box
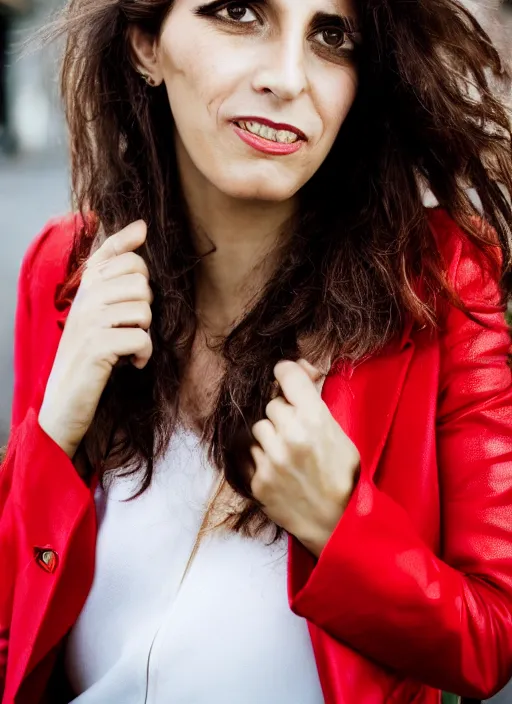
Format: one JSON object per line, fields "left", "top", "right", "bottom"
{"left": 252, "top": 35, "right": 308, "bottom": 101}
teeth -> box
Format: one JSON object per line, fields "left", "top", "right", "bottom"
{"left": 239, "top": 121, "right": 299, "bottom": 144}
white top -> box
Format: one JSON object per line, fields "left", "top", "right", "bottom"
{"left": 65, "top": 429, "right": 324, "bottom": 703}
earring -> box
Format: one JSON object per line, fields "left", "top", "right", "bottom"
{"left": 140, "top": 72, "right": 156, "bottom": 87}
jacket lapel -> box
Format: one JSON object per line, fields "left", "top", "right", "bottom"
{"left": 322, "top": 336, "right": 415, "bottom": 483}
{"left": 291, "top": 335, "right": 416, "bottom": 702}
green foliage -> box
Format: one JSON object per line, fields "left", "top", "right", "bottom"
{"left": 442, "top": 694, "right": 460, "bottom": 704}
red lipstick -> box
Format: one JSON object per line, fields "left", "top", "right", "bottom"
{"left": 231, "top": 117, "right": 306, "bottom": 156}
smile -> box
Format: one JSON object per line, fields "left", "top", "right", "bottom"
{"left": 232, "top": 117, "right": 306, "bottom": 156}
{"left": 236, "top": 120, "right": 300, "bottom": 144}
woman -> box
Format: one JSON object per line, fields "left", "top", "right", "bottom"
{"left": 1, "top": 0, "right": 512, "bottom": 702}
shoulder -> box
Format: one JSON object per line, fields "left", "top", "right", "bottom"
{"left": 21, "top": 214, "right": 78, "bottom": 287}
{"left": 427, "top": 207, "right": 464, "bottom": 280}
{"left": 426, "top": 207, "right": 504, "bottom": 306}
{"left": 10, "top": 215, "right": 83, "bottom": 427}
{"left": 19, "top": 213, "right": 82, "bottom": 314}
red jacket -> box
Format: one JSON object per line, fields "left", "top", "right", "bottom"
{"left": 1, "top": 209, "right": 512, "bottom": 704}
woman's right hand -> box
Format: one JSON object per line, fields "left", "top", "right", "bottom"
{"left": 38, "top": 220, "right": 153, "bottom": 459}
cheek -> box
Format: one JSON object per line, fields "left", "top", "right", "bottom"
{"left": 159, "top": 23, "right": 221, "bottom": 116}
{"left": 319, "top": 70, "right": 359, "bottom": 139}
{"left": 159, "top": 22, "right": 253, "bottom": 125}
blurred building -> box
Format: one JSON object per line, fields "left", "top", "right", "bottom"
{"left": 4, "top": 0, "right": 66, "bottom": 154}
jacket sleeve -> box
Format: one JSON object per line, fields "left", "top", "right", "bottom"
{"left": 0, "top": 233, "right": 37, "bottom": 687}
{"left": 289, "top": 237, "right": 512, "bottom": 699}
{"left": 0, "top": 219, "right": 89, "bottom": 696}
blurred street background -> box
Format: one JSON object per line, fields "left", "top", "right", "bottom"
{"left": 0, "top": 2, "right": 511, "bottom": 702}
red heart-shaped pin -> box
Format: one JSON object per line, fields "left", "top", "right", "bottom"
{"left": 34, "top": 547, "right": 59, "bottom": 574}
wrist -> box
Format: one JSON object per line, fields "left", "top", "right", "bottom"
{"left": 38, "top": 409, "right": 79, "bottom": 459}
{"left": 295, "top": 485, "right": 356, "bottom": 558}
{"left": 297, "top": 526, "right": 333, "bottom": 559}
{"left": 295, "top": 510, "right": 342, "bottom": 558}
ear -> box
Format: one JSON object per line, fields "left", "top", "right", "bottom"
{"left": 128, "top": 25, "right": 164, "bottom": 86}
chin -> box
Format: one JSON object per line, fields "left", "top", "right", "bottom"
{"left": 214, "top": 170, "right": 304, "bottom": 203}
{"left": 225, "top": 185, "right": 297, "bottom": 202}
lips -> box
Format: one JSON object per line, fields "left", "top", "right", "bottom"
{"left": 232, "top": 117, "right": 307, "bottom": 144}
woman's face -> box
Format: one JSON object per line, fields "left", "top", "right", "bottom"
{"left": 146, "top": 0, "right": 360, "bottom": 202}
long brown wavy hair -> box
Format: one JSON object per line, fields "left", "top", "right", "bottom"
{"left": 50, "top": 0, "right": 512, "bottom": 535}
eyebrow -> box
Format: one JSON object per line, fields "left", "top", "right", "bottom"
{"left": 196, "top": 0, "right": 360, "bottom": 30}
{"left": 311, "top": 0, "right": 359, "bottom": 26}
{"left": 311, "top": 11, "right": 359, "bottom": 32}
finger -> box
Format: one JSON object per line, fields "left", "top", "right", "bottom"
{"left": 296, "top": 358, "right": 323, "bottom": 384}
{"left": 250, "top": 444, "right": 268, "bottom": 470}
{"left": 266, "top": 399, "right": 309, "bottom": 451}
{"left": 274, "top": 360, "right": 324, "bottom": 410}
{"left": 252, "top": 419, "right": 288, "bottom": 468}
{"left": 106, "top": 301, "right": 152, "bottom": 331}
{"left": 265, "top": 396, "right": 296, "bottom": 433}
{"left": 249, "top": 445, "right": 273, "bottom": 498}
{"left": 103, "top": 327, "right": 153, "bottom": 369}
{"left": 88, "top": 220, "right": 147, "bottom": 265}
{"left": 96, "top": 251, "right": 150, "bottom": 282}
{"left": 101, "top": 273, "right": 154, "bottom": 305}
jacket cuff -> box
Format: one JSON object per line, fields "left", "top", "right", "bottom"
{"left": 288, "top": 474, "right": 448, "bottom": 639}
{"left": 288, "top": 475, "right": 375, "bottom": 615}
{"left": 11, "top": 408, "right": 92, "bottom": 555}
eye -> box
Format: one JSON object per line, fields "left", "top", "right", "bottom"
{"left": 217, "top": 3, "right": 258, "bottom": 23}
{"left": 315, "top": 27, "right": 356, "bottom": 52}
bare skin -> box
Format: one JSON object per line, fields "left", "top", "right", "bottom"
{"left": 179, "top": 197, "right": 289, "bottom": 431}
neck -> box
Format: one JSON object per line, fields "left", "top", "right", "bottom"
{"left": 179, "top": 152, "right": 296, "bottom": 335}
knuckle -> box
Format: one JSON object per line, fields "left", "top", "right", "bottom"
{"left": 273, "top": 447, "right": 290, "bottom": 468}
{"left": 129, "top": 252, "right": 148, "bottom": 275}
{"left": 134, "top": 272, "right": 147, "bottom": 289}
{"left": 286, "top": 428, "right": 309, "bottom": 454}
{"left": 252, "top": 419, "right": 271, "bottom": 440}
{"left": 128, "top": 273, "right": 142, "bottom": 297}
{"left": 142, "top": 331, "right": 153, "bottom": 356}
{"left": 137, "top": 303, "right": 152, "bottom": 329}
{"left": 134, "top": 273, "right": 152, "bottom": 299}
{"left": 105, "top": 234, "right": 119, "bottom": 257}
{"left": 276, "top": 362, "right": 293, "bottom": 384}
{"left": 137, "top": 255, "right": 150, "bottom": 277}
{"left": 250, "top": 475, "right": 262, "bottom": 499}
{"left": 265, "top": 399, "right": 278, "bottom": 418}
{"left": 125, "top": 251, "right": 139, "bottom": 267}
{"left": 252, "top": 419, "right": 265, "bottom": 435}
{"left": 134, "top": 328, "right": 149, "bottom": 348}
{"left": 306, "top": 412, "right": 323, "bottom": 433}
{"left": 251, "top": 469, "right": 272, "bottom": 496}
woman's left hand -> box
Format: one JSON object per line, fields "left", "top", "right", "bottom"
{"left": 251, "top": 360, "right": 361, "bottom": 558}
